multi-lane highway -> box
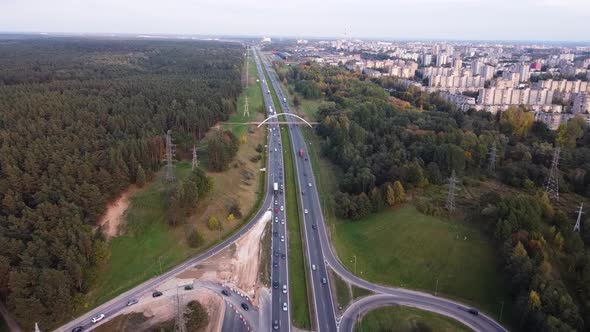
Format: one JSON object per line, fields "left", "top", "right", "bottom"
{"left": 258, "top": 49, "right": 508, "bottom": 332}
{"left": 253, "top": 49, "right": 292, "bottom": 332}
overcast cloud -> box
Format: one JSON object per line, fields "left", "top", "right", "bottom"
{"left": 0, "top": 0, "right": 588, "bottom": 41}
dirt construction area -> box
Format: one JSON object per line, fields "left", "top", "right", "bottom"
{"left": 96, "top": 211, "right": 272, "bottom": 332}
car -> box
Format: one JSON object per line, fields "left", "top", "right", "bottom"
{"left": 184, "top": 284, "right": 194, "bottom": 290}
{"left": 282, "top": 302, "right": 288, "bottom": 312}
{"left": 273, "top": 282, "right": 279, "bottom": 289}
{"left": 221, "top": 289, "right": 230, "bottom": 296}
{"left": 273, "top": 320, "right": 279, "bottom": 330}
{"left": 274, "top": 200, "right": 278, "bottom": 205}
{"left": 126, "top": 298, "right": 138, "bottom": 306}
{"left": 308, "top": 182, "right": 312, "bottom": 187}
{"left": 467, "top": 308, "right": 479, "bottom": 316}
{"left": 274, "top": 250, "right": 279, "bottom": 257}
{"left": 273, "top": 262, "right": 279, "bottom": 268}
{"left": 281, "top": 219, "right": 285, "bottom": 225}
{"left": 303, "top": 172, "right": 306, "bottom": 176}
{"left": 305, "top": 157, "right": 308, "bottom": 161}
{"left": 302, "top": 191, "right": 305, "bottom": 195}
{"left": 274, "top": 217, "right": 278, "bottom": 223}
{"left": 304, "top": 209, "right": 308, "bottom": 214}
{"left": 72, "top": 327, "right": 84, "bottom": 332}
{"left": 274, "top": 148, "right": 277, "bottom": 152}
{"left": 91, "top": 313, "right": 105, "bottom": 323}
{"left": 152, "top": 291, "right": 163, "bottom": 297}
{"left": 280, "top": 205, "right": 284, "bottom": 211}
{"left": 282, "top": 284, "right": 287, "bottom": 294}
{"left": 312, "top": 224, "right": 317, "bottom": 230}
{"left": 274, "top": 207, "right": 279, "bottom": 213}
{"left": 281, "top": 253, "right": 286, "bottom": 260}
{"left": 281, "top": 235, "right": 285, "bottom": 242}
{"left": 273, "top": 231, "right": 278, "bottom": 237}
{"left": 321, "top": 277, "right": 327, "bottom": 284}
{"left": 312, "top": 264, "right": 317, "bottom": 271}
{"left": 241, "top": 303, "right": 250, "bottom": 311}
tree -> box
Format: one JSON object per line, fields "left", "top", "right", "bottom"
{"left": 187, "top": 227, "right": 205, "bottom": 248}
{"left": 385, "top": 183, "right": 396, "bottom": 207}
{"left": 500, "top": 106, "right": 534, "bottom": 137}
{"left": 136, "top": 165, "right": 146, "bottom": 187}
{"left": 184, "top": 300, "right": 209, "bottom": 331}
{"left": 528, "top": 290, "right": 542, "bottom": 311}
{"left": 556, "top": 116, "right": 585, "bottom": 149}
{"left": 207, "top": 216, "right": 221, "bottom": 231}
{"left": 393, "top": 181, "right": 406, "bottom": 204}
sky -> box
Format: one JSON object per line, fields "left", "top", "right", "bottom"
{"left": 0, "top": 0, "right": 589, "bottom": 42}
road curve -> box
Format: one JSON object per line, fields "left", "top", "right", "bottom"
{"left": 259, "top": 50, "right": 507, "bottom": 332}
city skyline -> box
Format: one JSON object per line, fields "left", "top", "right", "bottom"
{"left": 1, "top": 0, "right": 590, "bottom": 42}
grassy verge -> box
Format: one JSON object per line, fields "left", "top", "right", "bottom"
{"left": 259, "top": 221, "right": 272, "bottom": 287}
{"left": 333, "top": 205, "right": 510, "bottom": 319}
{"left": 351, "top": 285, "right": 371, "bottom": 300}
{"left": 355, "top": 306, "right": 472, "bottom": 332}
{"left": 330, "top": 270, "right": 351, "bottom": 311}
{"left": 261, "top": 53, "right": 312, "bottom": 329}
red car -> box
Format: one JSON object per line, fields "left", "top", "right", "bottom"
{"left": 274, "top": 207, "right": 279, "bottom": 213}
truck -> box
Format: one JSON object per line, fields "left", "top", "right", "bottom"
{"left": 299, "top": 148, "right": 304, "bottom": 158}
{"left": 273, "top": 182, "right": 279, "bottom": 195}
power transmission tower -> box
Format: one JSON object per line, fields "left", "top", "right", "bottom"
{"left": 487, "top": 142, "right": 497, "bottom": 172}
{"left": 165, "top": 130, "right": 176, "bottom": 182}
{"left": 574, "top": 203, "right": 584, "bottom": 232}
{"left": 544, "top": 146, "right": 561, "bottom": 201}
{"left": 445, "top": 170, "right": 460, "bottom": 212}
{"left": 243, "top": 47, "right": 250, "bottom": 117}
{"left": 191, "top": 145, "right": 199, "bottom": 171}
{"left": 35, "top": 323, "right": 41, "bottom": 332}
{"left": 173, "top": 287, "right": 187, "bottom": 332}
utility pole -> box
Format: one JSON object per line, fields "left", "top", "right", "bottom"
{"left": 174, "top": 286, "right": 187, "bottom": 332}
{"left": 165, "top": 130, "right": 175, "bottom": 182}
{"left": 487, "top": 142, "right": 497, "bottom": 172}
{"left": 435, "top": 278, "right": 439, "bottom": 296}
{"left": 191, "top": 145, "right": 198, "bottom": 171}
{"left": 445, "top": 170, "right": 459, "bottom": 212}
{"left": 545, "top": 146, "right": 560, "bottom": 201}
{"left": 574, "top": 203, "right": 584, "bottom": 232}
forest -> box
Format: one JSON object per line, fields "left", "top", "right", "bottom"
{"left": 0, "top": 38, "right": 244, "bottom": 328}
{"left": 281, "top": 62, "right": 590, "bottom": 331}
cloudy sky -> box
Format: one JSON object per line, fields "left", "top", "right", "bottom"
{"left": 0, "top": 0, "right": 588, "bottom": 41}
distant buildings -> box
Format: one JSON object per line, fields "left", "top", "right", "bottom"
{"left": 573, "top": 93, "right": 590, "bottom": 114}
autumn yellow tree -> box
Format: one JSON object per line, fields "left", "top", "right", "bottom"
{"left": 500, "top": 105, "right": 534, "bottom": 137}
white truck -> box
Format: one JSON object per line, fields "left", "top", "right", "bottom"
{"left": 273, "top": 182, "right": 279, "bottom": 195}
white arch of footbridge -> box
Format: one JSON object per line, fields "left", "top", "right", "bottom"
{"left": 257, "top": 113, "right": 314, "bottom": 128}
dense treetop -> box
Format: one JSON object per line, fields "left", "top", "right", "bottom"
{"left": 0, "top": 38, "right": 244, "bottom": 329}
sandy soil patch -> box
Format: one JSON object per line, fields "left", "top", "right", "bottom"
{"left": 98, "top": 185, "right": 140, "bottom": 238}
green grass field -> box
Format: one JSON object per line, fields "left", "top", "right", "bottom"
{"left": 86, "top": 162, "right": 195, "bottom": 308}
{"left": 261, "top": 55, "right": 312, "bottom": 329}
{"left": 333, "top": 205, "right": 509, "bottom": 318}
{"left": 355, "top": 305, "right": 472, "bottom": 332}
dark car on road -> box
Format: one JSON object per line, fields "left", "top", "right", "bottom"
{"left": 221, "top": 289, "right": 230, "bottom": 296}
{"left": 184, "top": 284, "right": 194, "bottom": 290}
{"left": 72, "top": 327, "right": 84, "bottom": 332}
{"left": 468, "top": 308, "right": 479, "bottom": 316}
{"left": 273, "top": 281, "right": 279, "bottom": 289}
{"left": 281, "top": 253, "right": 286, "bottom": 259}
{"left": 312, "top": 224, "right": 317, "bottom": 230}
{"left": 273, "top": 262, "right": 279, "bottom": 268}
{"left": 152, "top": 291, "right": 163, "bottom": 297}
{"left": 241, "top": 303, "right": 249, "bottom": 311}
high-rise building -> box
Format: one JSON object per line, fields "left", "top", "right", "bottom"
{"left": 453, "top": 59, "right": 463, "bottom": 70}
{"left": 573, "top": 93, "right": 590, "bottom": 114}
{"left": 422, "top": 54, "right": 433, "bottom": 66}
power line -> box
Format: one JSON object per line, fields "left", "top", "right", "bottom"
{"left": 173, "top": 286, "right": 187, "bottom": 332}
{"left": 165, "top": 130, "right": 176, "bottom": 182}
{"left": 544, "top": 146, "right": 561, "bottom": 201}
{"left": 445, "top": 170, "right": 460, "bottom": 212}
{"left": 574, "top": 202, "right": 584, "bottom": 233}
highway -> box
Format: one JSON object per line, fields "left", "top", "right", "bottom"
{"left": 55, "top": 48, "right": 284, "bottom": 332}
{"left": 258, "top": 49, "right": 508, "bottom": 332}
{"left": 253, "top": 49, "right": 292, "bottom": 332}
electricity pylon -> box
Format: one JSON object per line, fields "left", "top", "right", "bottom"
{"left": 544, "top": 147, "right": 561, "bottom": 201}
{"left": 165, "top": 130, "right": 175, "bottom": 182}
{"left": 487, "top": 142, "right": 497, "bottom": 172}
{"left": 445, "top": 170, "right": 459, "bottom": 212}
{"left": 173, "top": 287, "right": 186, "bottom": 332}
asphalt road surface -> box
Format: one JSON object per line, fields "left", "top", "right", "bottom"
{"left": 56, "top": 53, "right": 282, "bottom": 331}
{"left": 258, "top": 49, "right": 507, "bottom": 332}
